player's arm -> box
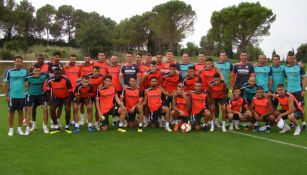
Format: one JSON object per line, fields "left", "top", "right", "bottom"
{"left": 215, "top": 67, "right": 224, "bottom": 80}
{"left": 184, "top": 93, "right": 191, "bottom": 112}
{"left": 141, "top": 90, "right": 148, "bottom": 107}
{"left": 261, "top": 99, "right": 274, "bottom": 117}
{"left": 161, "top": 87, "right": 171, "bottom": 96}
{"left": 172, "top": 93, "right": 178, "bottom": 110}
{"left": 278, "top": 97, "right": 295, "bottom": 118}
{"left": 119, "top": 66, "right": 125, "bottom": 88}
{"left": 95, "top": 90, "right": 102, "bottom": 116}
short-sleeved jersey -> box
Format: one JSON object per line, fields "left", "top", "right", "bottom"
{"left": 4, "top": 68, "right": 28, "bottom": 98}
{"left": 146, "top": 87, "right": 162, "bottom": 112}
{"left": 215, "top": 61, "right": 233, "bottom": 87}
{"left": 47, "top": 77, "right": 72, "bottom": 99}
{"left": 183, "top": 75, "right": 201, "bottom": 92}
{"left": 74, "top": 83, "right": 92, "bottom": 99}
{"left": 271, "top": 65, "right": 286, "bottom": 92}
{"left": 199, "top": 68, "right": 218, "bottom": 91}
{"left": 121, "top": 87, "right": 143, "bottom": 112}
{"left": 175, "top": 95, "right": 189, "bottom": 116}
{"left": 120, "top": 63, "right": 140, "bottom": 86}
{"left": 143, "top": 70, "right": 162, "bottom": 89}
{"left": 275, "top": 93, "right": 304, "bottom": 112}
{"left": 96, "top": 86, "right": 116, "bottom": 114}
{"left": 179, "top": 63, "right": 194, "bottom": 78}
{"left": 194, "top": 63, "right": 205, "bottom": 73}
{"left": 47, "top": 62, "right": 63, "bottom": 75}
{"left": 93, "top": 61, "right": 109, "bottom": 75}
{"left": 253, "top": 97, "right": 270, "bottom": 115}
{"left": 254, "top": 65, "right": 272, "bottom": 92}
{"left": 233, "top": 62, "right": 255, "bottom": 88}
{"left": 63, "top": 64, "right": 80, "bottom": 90}
{"left": 240, "top": 83, "right": 257, "bottom": 104}
{"left": 40, "top": 63, "right": 49, "bottom": 73}
{"left": 190, "top": 90, "right": 208, "bottom": 115}
{"left": 162, "top": 73, "right": 181, "bottom": 93}
{"left": 227, "top": 97, "right": 246, "bottom": 112}
{"left": 89, "top": 74, "right": 104, "bottom": 97}
{"left": 107, "top": 65, "right": 121, "bottom": 91}
{"left": 161, "top": 60, "right": 179, "bottom": 74}
{"left": 284, "top": 64, "right": 305, "bottom": 93}
{"left": 79, "top": 64, "right": 93, "bottom": 77}
{"left": 26, "top": 73, "right": 49, "bottom": 95}
{"left": 209, "top": 81, "right": 226, "bottom": 99}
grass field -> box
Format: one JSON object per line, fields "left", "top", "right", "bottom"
{"left": 0, "top": 96, "right": 307, "bottom": 175}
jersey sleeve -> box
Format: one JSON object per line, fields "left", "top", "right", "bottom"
{"left": 269, "top": 67, "right": 272, "bottom": 77}
{"left": 232, "top": 64, "right": 237, "bottom": 73}
{"left": 3, "top": 69, "right": 10, "bottom": 82}
{"left": 65, "top": 78, "right": 73, "bottom": 92}
{"left": 230, "top": 63, "right": 234, "bottom": 72}
{"left": 300, "top": 66, "right": 306, "bottom": 77}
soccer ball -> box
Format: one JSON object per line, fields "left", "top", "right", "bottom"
{"left": 181, "top": 123, "right": 192, "bottom": 133}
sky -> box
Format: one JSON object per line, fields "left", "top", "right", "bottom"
{"left": 22, "top": 0, "right": 307, "bottom": 58}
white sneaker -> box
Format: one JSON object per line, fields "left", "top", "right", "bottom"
{"left": 214, "top": 121, "right": 221, "bottom": 128}
{"left": 50, "top": 123, "right": 55, "bottom": 129}
{"left": 8, "top": 130, "right": 14, "bottom": 136}
{"left": 30, "top": 123, "right": 36, "bottom": 132}
{"left": 143, "top": 117, "right": 149, "bottom": 128}
{"left": 259, "top": 125, "right": 267, "bottom": 132}
{"left": 95, "top": 123, "right": 100, "bottom": 131}
{"left": 229, "top": 122, "right": 234, "bottom": 131}
{"left": 43, "top": 127, "right": 49, "bottom": 134}
{"left": 294, "top": 126, "right": 301, "bottom": 136}
{"left": 79, "top": 116, "right": 85, "bottom": 125}
{"left": 222, "top": 125, "right": 227, "bottom": 132}
{"left": 124, "top": 120, "right": 128, "bottom": 128}
{"left": 210, "top": 124, "right": 215, "bottom": 132}
{"left": 24, "top": 128, "right": 30, "bottom": 136}
{"left": 165, "top": 126, "right": 172, "bottom": 132}
{"left": 280, "top": 124, "right": 291, "bottom": 133}
{"left": 17, "top": 129, "right": 25, "bottom": 136}
{"left": 234, "top": 121, "right": 240, "bottom": 130}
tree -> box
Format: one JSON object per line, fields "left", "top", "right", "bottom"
{"left": 179, "top": 42, "right": 199, "bottom": 56}
{"left": 1, "top": 0, "right": 17, "bottom": 39}
{"left": 296, "top": 43, "right": 307, "bottom": 63}
{"left": 14, "top": 0, "right": 35, "bottom": 38}
{"left": 36, "top": 4, "right": 56, "bottom": 42}
{"left": 272, "top": 49, "right": 276, "bottom": 58}
{"left": 150, "top": 1, "right": 196, "bottom": 50}
{"left": 209, "top": 2, "right": 275, "bottom": 52}
{"left": 55, "top": 5, "right": 75, "bottom": 42}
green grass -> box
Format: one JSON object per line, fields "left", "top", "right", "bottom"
{"left": 0, "top": 97, "right": 307, "bottom": 175}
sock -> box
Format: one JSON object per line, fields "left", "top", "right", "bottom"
{"left": 175, "top": 120, "right": 179, "bottom": 125}
{"left": 80, "top": 114, "right": 84, "bottom": 119}
{"left": 17, "top": 127, "right": 22, "bottom": 131}
{"left": 75, "top": 122, "right": 79, "bottom": 128}
{"left": 9, "top": 128, "right": 13, "bottom": 132}
{"left": 165, "top": 122, "right": 170, "bottom": 127}
{"left": 222, "top": 120, "right": 225, "bottom": 126}
{"left": 54, "top": 125, "right": 59, "bottom": 129}
{"left": 32, "top": 121, "right": 36, "bottom": 126}
{"left": 26, "top": 126, "right": 30, "bottom": 130}
{"left": 210, "top": 120, "right": 214, "bottom": 126}
{"left": 119, "top": 122, "right": 123, "bottom": 128}
{"left": 214, "top": 118, "right": 219, "bottom": 124}
{"left": 88, "top": 123, "right": 93, "bottom": 127}
{"left": 65, "top": 125, "right": 70, "bottom": 129}
{"left": 138, "top": 123, "right": 143, "bottom": 128}
{"left": 302, "top": 122, "right": 306, "bottom": 125}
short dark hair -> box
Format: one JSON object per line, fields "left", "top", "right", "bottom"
{"left": 199, "top": 51, "right": 205, "bottom": 55}
{"left": 150, "top": 76, "right": 158, "bottom": 81}
{"left": 137, "top": 53, "right": 142, "bottom": 57}
{"left": 93, "top": 66, "right": 100, "bottom": 70}
{"left": 169, "top": 63, "right": 177, "bottom": 69}
{"left": 146, "top": 53, "right": 152, "bottom": 56}
{"left": 273, "top": 54, "right": 280, "bottom": 59}
{"left": 205, "top": 57, "right": 213, "bottom": 62}
{"left": 37, "top": 54, "right": 44, "bottom": 59}
{"left": 151, "top": 60, "right": 157, "bottom": 65}
{"left": 82, "top": 75, "right": 89, "bottom": 80}
{"left": 287, "top": 51, "right": 295, "bottom": 56}
{"left": 156, "top": 53, "right": 163, "bottom": 56}
{"left": 53, "top": 67, "right": 62, "bottom": 72}
{"left": 188, "top": 65, "right": 195, "bottom": 70}
{"left": 14, "top": 56, "right": 23, "bottom": 61}
{"left": 53, "top": 51, "right": 61, "bottom": 57}
{"left": 220, "top": 50, "right": 226, "bottom": 54}
{"left": 256, "top": 86, "right": 264, "bottom": 91}
{"left": 70, "top": 54, "right": 77, "bottom": 58}
{"left": 126, "top": 51, "right": 133, "bottom": 55}
{"left": 103, "top": 74, "right": 112, "bottom": 81}
{"left": 167, "top": 49, "right": 173, "bottom": 53}
{"left": 33, "top": 63, "right": 41, "bottom": 69}
{"left": 213, "top": 73, "right": 220, "bottom": 78}
{"left": 240, "top": 49, "right": 248, "bottom": 54}
{"left": 233, "top": 86, "right": 241, "bottom": 92}
{"left": 276, "top": 84, "right": 285, "bottom": 88}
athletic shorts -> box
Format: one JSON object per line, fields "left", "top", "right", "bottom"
{"left": 233, "top": 113, "right": 241, "bottom": 120}
{"left": 126, "top": 111, "right": 137, "bottom": 122}
{"left": 291, "top": 91, "right": 304, "bottom": 106}
{"left": 8, "top": 98, "right": 25, "bottom": 112}
{"left": 150, "top": 107, "right": 164, "bottom": 124}
{"left": 73, "top": 97, "right": 90, "bottom": 104}
{"left": 279, "top": 110, "right": 303, "bottom": 120}
{"left": 100, "top": 105, "right": 118, "bottom": 126}
{"left": 162, "top": 95, "right": 172, "bottom": 107}
{"left": 259, "top": 114, "right": 271, "bottom": 122}
{"left": 25, "top": 94, "right": 46, "bottom": 107}
{"left": 51, "top": 97, "right": 70, "bottom": 106}
{"left": 178, "top": 116, "right": 191, "bottom": 124}
{"left": 213, "top": 98, "right": 226, "bottom": 105}
{"left": 192, "top": 109, "right": 208, "bottom": 125}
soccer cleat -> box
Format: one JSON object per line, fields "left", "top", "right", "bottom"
{"left": 43, "top": 128, "right": 49, "bottom": 134}
{"left": 8, "top": 130, "right": 13, "bottom": 136}
{"left": 279, "top": 124, "right": 291, "bottom": 134}
{"left": 214, "top": 121, "right": 221, "bottom": 128}
{"left": 234, "top": 121, "right": 240, "bottom": 130}
{"left": 50, "top": 129, "right": 60, "bottom": 135}
{"left": 302, "top": 124, "right": 306, "bottom": 131}
{"left": 30, "top": 123, "right": 36, "bottom": 132}
{"left": 222, "top": 125, "right": 227, "bottom": 132}
{"left": 73, "top": 127, "right": 80, "bottom": 133}
{"left": 117, "top": 128, "right": 127, "bottom": 133}
{"left": 50, "top": 123, "right": 55, "bottom": 129}
{"left": 165, "top": 126, "right": 172, "bottom": 132}
{"left": 17, "top": 129, "right": 25, "bottom": 136}
{"left": 95, "top": 123, "right": 100, "bottom": 131}
{"left": 210, "top": 124, "right": 214, "bottom": 132}
{"left": 244, "top": 124, "right": 251, "bottom": 131}
{"left": 137, "top": 128, "right": 143, "bottom": 133}
{"left": 259, "top": 125, "right": 267, "bottom": 132}
{"left": 294, "top": 126, "right": 301, "bottom": 136}
{"left": 79, "top": 117, "right": 85, "bottom": 126}
{"left": 229, "top": 122, "right": 234, "bottom": 131}
{"left": 265, "top": 126, "right": 271, "bottom": 133}
{"left": 173, "top": 124, "right": 179, "bottom": 132}
{"left": 88, "top": 126, "right": 96, "bottom": 133}
{"left": 203, "top": 125, "right": 209, "bottom": 132}
{"left": 123, "top": 121, "right": 128, "bottom": 128}
{"left": 24, "top": 128, "right": 30, "bottom": 136}
{"left": 64, "top": 128, "right": 72, "bottom": 134}
{"left": 253, "top": 125, "right": 259, "bottom": 132}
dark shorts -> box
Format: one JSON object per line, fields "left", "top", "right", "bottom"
{"left": 272, "top": 96, "right": 279, "bottom": 107}
{"left": 291, "top": 91, "right": 304, "bottom": 106}
{"left": 150, "top": 107, "right": 164, "bottom": 124}
{"left": 178, "top": 116, "right": 191, "bottom": 124}
{"left": 260, "top": 114, "right": 271, "bottom": 122}
{"left": 162, "top": 95, "right": 172, "bottom": 107}
{"left": 8, "top": 98, "right": 25, "bottom": 112}
{"left": 279, "top": 110, "right": 303, "bottom": 120}
{"left": 73, "top": 97, "right": 90, "bottom": 104}
{"left": 25, "top": 94, "right": 46, "bottom": 107}
{"left": 213, "top": 98, "right": 226, "bottom": 105}
{"left": 192, "top": 109, "right": 207, "bottom": 125}
{"left": 100, "top": 105, "right": 118, "bottom": 126}
{"left": 51, "top": 97, "right": 70, "bottom": 106}
{"left": 127, "top": 111, "right": 137, "bottom": 122}
{"left": 233, "top": 113, "right": 240, "bottom": 120}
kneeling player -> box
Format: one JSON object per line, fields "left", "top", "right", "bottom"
{"left": 72, "top": 75, "right": 95, "bottom": 133}
{"left": 121, "top": 77, "right": 144, "bottom": 132}
{"left": 171, "top": 83, "right": 191, "bottom": 132}
{"left": 190, "top": 82, "right": 211, "bottom": 131}
{"left": 142, "top": 76, "right": 172, "bottom": 131}
{"left": 95, "top": 74, "right": 127, "bottom": 132}
{"left": 250, "top": 87, "right": 275, "bottom": 132}
{"left": 273, "top": 84, "right": 301, "bottom": 135}
{"left": 226, "top": 87, "right": 252, "bottom": 131}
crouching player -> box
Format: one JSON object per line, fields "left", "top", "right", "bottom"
{"left": 95, "top": 75, "right": 127, "bottom": 132}
{"left": 250, "top": 87, "right": 275, "bottom": 133}
{"left": 273, "top": 84, "right": 302, "bottom": 135}
{"left": 142, "top": 76, "right": 172, "bottom": 132}
{"left": 226, "top": 87, "right": 252, "bottom": 131}
{"left": 171, "top": 83, "right": 191, "bottom": 132}
{"left": 190, "top": 82, "right": 211, "bottom": 131}
{"left": 121, "top": 77, "right": 144, "bottom": 132}
{"left": 72, "top": 75, "right": 95, "bottom": 133}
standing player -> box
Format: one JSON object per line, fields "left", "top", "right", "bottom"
{"left": 142, "top": 60, "right": 162, "bottom": 90}
{"left": 254, "top": 54, "right": 272, "bottom": 92}
{"left": 155, "top": 53, "right": 163, "bottom": 70}
{"left": 198, "top": 57, "right": 223, "bottom": 91}
{"left": 271, "top": 54, "right": 286, "bottom": 109}
{"left": 171, "top": 84, "right": 191, "bottom": 132}
{"left": 4, "top": 56, "right": 28, "bottom": 136}
{"left": 209, "top": 73, "right": 227, "bottom": 132}
{"left": 107, "top": 55, "right": 122, "bottom": 94}
{"left": 215, "top": 50, "right": 233, "bottom": 89}
{"left": 162, "top": 63, "right": 181, "bottom": 107}
{"left": 190, "top": 82, "right": 211, "bottom": 131}
{"left": 48, "top": 51, "right": 63, "bottom": 77}
{"left": 195, "top": 52, "right": 206, "bottom": 72}
{"left": 178, "top": 52, "right": 193, "bottom": 78}
{"left": 96, "top": 75, "right": 127, "bottom": 132}
{"left": 25, "top": 64, "right": 49, "bottom": 135}
{"left": 93, "top": 52, "right": 109, "bottom": 75}
{"left": 46, "top": 68, "right": 73, "bottom": 134}
{"left": 120, "top": 52, "right": 141, "bottom": 87}
{"left": 183, "top": 66, "right": 202, "bottom": 92}
{"left": 142, "top": 77, "right": 172, "bottom": 131}
{"left": 121, "top": 77, "right": 144, "bottom": 132}
{"left": 63, "top": 54, "right": 80, "bottom": 92}
{"left": 284, "top": 51, "right": 307, "bottom": 129}
{"left": 161, "top": 50, "right": 179, "bottom": 74}
{"left": 273, "top": 84, "right": 302, "bottom": 135}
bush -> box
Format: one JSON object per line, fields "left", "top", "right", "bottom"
{"left": 4, "top": 40, "right": 29, "bottom": 51}
{"left": 0, "top": 49, "right": 14, "bottom": 60}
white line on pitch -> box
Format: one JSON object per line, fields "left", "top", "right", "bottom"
{"left": 229, "top": 131, "right": 307, "bottom": 151}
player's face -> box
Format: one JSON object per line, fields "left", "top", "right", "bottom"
{"left": 129, "top": 78, "right": 136, "bottom": 87}
{"left": 277, "top": 87, "right": 285, "bottom": 96}
{"left": 146, "top": 56, "right": 152, "bottom": 65}
{"left": 287, "top": 55, "right": 295, "bottom": 65}
{"left": 111, "top": 56, "right": 118, "bottom": 65}
{"left": 54, "top": 54, "right": 61, "bottom": 63}
{"left": 182, "top": 54, "right": 189, "bottom": 63}
{"left": 126, "top": 54, "right": 133, "bottom": 63}
{"left": 272, "top": 57, "right": 280, "bottom": 66}
{"left": 169, "top": 67, "right": 176, "bottom": 75}
{"left": 14, "top": 58, "right": 23, "bottom": 69}
{"left": 70, "top": 56, "right": 77, "bottom": 65}
{"left": 93, "top": 68, "right": 99, "bottom": 75}
{"left": 81, "top": 78, "right": 89, "bottom": 87}
{"left": 213, "top": 77, "right": 221, "bottom": 84}
{"left": 150, "top": 64, "right": 157, "bottom": 72}
{"left": 233, "top": 89, "right": 241, "bottom": 98}
{"left": 198, "top": 54, "right": 205, "bottom": 63}
{"left": 256, "top": 89, "right": 264, "bottom": 98}
{"left": 156, "top": 55, "right": 163, "bottom": 63}
{"left": 37, "top": 57, "right": 44, "bottom": 65}
{"left": 54, "top": 70, "right": 62, "bottom": 79}
{"left": 136, "top": 55, "right": 142, "bottom": 64}
{"left": 150, "top": 79, "right": 157, "bottom": 87}
{"left": 84, "top": 56, "right": 91, "bottom": 64}
{"left": 187, "top": 69, "right": 195, "bottom": 77}
{"left": 176, "top": 85, "right": 184, "bottom": 95}
{"left": 167, "top": 52, "right": 173, "bottom": 61}
{"left": 258, "top": 55, "right": 266, "bottom": 65}
{"left": 104, "top": 78, "right": 112, "bottom": 87}
{"left": 98, "top": 53, "right": 105, "bottom": 61}
{"left": 33, "top": 68, "right": 41, "bottom": 77}
{"left": 219, "top": 52, "right": 226, "bottom": 62}
{"left": 205, "top": 61, "right": 213, "bottom": 70}
{"left": 248, "top": 77, "right": 256, "bottom": 86}
{"left": 194, "top": 83, "right": 202, "bottom": 91}
{"left": 240, "top": 53, "right": 248, "bottom": 62}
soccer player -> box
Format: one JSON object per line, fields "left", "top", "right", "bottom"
{"left": 254, "top": 54, "right": 272, "bottom": 92}
{"left": 250, "top": 87, "right": 275, "bottom": 133}
{"left": 4, "top": 56, "right": 28, "bottom": 136}
{"left": 120, "top": 52, "right": 141, "bottom": 87}
{"left": 230, "top": 50, "right": 255, "bottom": 89}
{"left": 155, "top": 53, "right": 163, "bottom": 70}
{"left": 162, "top": 63, "right": 181, "bottom": 107}
{"left": 178, "top": 52, "right": 193, "bottom": 78}
{"left": 79, "top": 55, "right": 94, "bottom": 77}
{"left": 107, "top": 55, "right": 122, "bottom": 94}
{"left": 215, "top": 50, "right": 233, "bottom": 89}
{"left": 46, "top": 68, "right": 73, "bottom": 134}
{"left": 161, "top": 50, "right": 179, "bottom": 74}
{"left": 226, "top": 87, "right": 252, "bottom": 131}
{"left": 171, "top": 83, "right": 191, "bottom": 132}
{"left": 63, "top": 54, "right": 80, "bottom": 91}
{"left": 209, "top": 73, "right": 227, "bottom": 132}
{"left": 194, "top": 52, "right": 206, "bottom": 72}
{"left": 48, "top": 51, "right": 63, "bottom": 77}
{"left": 93, "top": 52, "right": 109, "bottom": 75}
{"left": 241, "top": 76, "right": 258, "bottom": 106}
{"left": 95, "top": 74, "right": 127, "bottom": 132}
{"left": 198, "top": 57, "right": 223, "bottom": 91}
{"left": 273, "top": 84, "right": 302, "bottom": 135}
{"left": 182, "top": 66, "right": 202, "bottom": 92}
{"left": 72, "top": 75, "right": 94, "bottom": 133}
{"left": 121, "top": 77, "right": 144, "bottom": 132}
{"left": 25, "top": 64, "right": 49, "bottom": 135}
{"left": 284, "top": 51, "right": 307, "bottom": 129}
{"left": 271, "top": 54, "right": 286, "bottom": 108}
{"left": 190, "top": 82, "right": 211, "bottom": 131}
{"left": 142, "top": 76, "right": 172, "bottom": 131}
{"left": 142, "top": 60, "right": 162, "bottom": 89}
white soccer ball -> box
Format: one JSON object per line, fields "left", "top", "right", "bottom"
{"left": 181, "top": 123, "right": 192, "bottom": 133}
